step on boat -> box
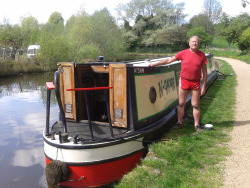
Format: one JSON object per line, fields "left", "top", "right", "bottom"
{"left": 43, "top": 54, "right": 218, "bottom": 187}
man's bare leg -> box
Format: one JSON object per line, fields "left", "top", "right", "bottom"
{"left": 177, "top": 87, "right": 189, "bottom": 124}
{"left": 191, "top": 89, "right": 201, "bottom": 128}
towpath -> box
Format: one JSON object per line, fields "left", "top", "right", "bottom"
{"left": 215, "top": 57, "right": 250, "bottom": 188}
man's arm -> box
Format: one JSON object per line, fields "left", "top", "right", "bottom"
{"left": 149, "top": 56, "right": 177, "bottom": 66}
{"left": 201, "top": 64, "right": 207, "bottom": 96}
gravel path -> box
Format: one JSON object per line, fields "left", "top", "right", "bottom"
{"left": 215, "top": 57, "right": 250, "bottom": 188}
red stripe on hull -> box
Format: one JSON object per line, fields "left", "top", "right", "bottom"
{"left": 45, "top": 151, "right": 144, "bottom": 187}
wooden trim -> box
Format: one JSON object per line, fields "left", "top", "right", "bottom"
{"left": 59, "top": 63, "right": 76, "bottom": 120}
{"left": 109, "top": 64, "right": 127, "bottom": 128}
{"left": 91, "top": 65, "right": 109, "bottom": 73}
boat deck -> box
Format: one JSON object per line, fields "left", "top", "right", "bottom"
{"left": 51, "top": 121, "right": 129, "bottom": 140}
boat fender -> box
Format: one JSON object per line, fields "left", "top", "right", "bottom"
{"left": 45, "top": 160, "right": 69, "bottom": 185}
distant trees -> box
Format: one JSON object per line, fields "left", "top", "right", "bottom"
{"left": 202, "top": 0, "right": 222, "bottom": 34}
{"left": 38, "top": 11, "right": 70, "bottom": 68}
{"left": 21, "top": 16, "right": 39, "bottom": 47}
{"left": 1, "top": 0, "right": 250, "bottom": 67}
{"left": 238, "top": 27, "right": 250, "bottom": 52}
{"left": 117, "top": 0, "right": 187, "bottom": 52}
{"left": 65, "top": 8, "right": 125, "bottom": 62}
{"left": 187, "top": 27, "right": 213, "bottom": 48}
{"left": 215, "top": 13, "right": 250, "bottom": 50}
{"left": 0, "top": 8, "right": 126, "bottom": 67}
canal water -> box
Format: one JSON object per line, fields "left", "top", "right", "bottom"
{"left": 0, "top": 73, "right": 59, "bottom": 188}
{"left": 0, "top": 56, "right": 163, "bottom": 188}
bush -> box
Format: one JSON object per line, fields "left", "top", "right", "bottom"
{"left": 187, "top": 27, "right": 213, "bottom": 47}
{"left": 238, "top": 27, "right": 250, "bottom": 53}
{"left": 39, "top": 33, "right": 71, "bottom": 69}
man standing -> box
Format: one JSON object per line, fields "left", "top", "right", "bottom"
{"left": 149, "top": 36, "right": 207, "bottom": 131}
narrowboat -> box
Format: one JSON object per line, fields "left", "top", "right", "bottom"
{"left": 43, "top": 54, "right": 218, "bottom": 187}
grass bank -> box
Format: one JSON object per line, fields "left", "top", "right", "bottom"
{"left": 0, "top": 60, "right": 44, "bottom": 77}
{"left": 115, "top": 59, "right": 236, "bottom": 188}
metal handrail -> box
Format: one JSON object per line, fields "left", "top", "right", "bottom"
{"left": 54, "top": 71, "right": 67, "bottom": 133}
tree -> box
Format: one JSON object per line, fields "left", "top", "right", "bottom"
{"left": 66, "top": 10, "right": 94, "bottom": 60}
{"left": 142, "top": 25, "right": 188, "bottom": 49}
{"left": 124, "top": 19, "right": 132, "bottom": 31}
{"left": 11, "top": 24, "right": 23, "bottom": 50}
{"left": 214, "top": 13, "right": 234, "bottom": 49}
{"left": 116, "top": 0, "right": 186, "bottom": 25}
{"left": 0, "top": 19, "right": 22, "bottom": 59}
{"left": 189, "top": 14, "right": 212, "bottom": 34}
{"left": 39, "top": 31, "right": 70, "bottom": 68}
{"left": 66, "top": 8, "right": 126, "bottom": 61}
{"left": 238, "top": 27, "right": 250, "bottom": 53}
{"left": 117, "top": 0, "right": 186, "bottom": 51}
{"left": 48, "top": 12, "right": 64, "bottom": 25}
{"left": 45, "top": 12, "right": 65, "bottom": 35}
{"left": 20, "top": 16, "right": 39, "bottom": 47}
{"left": 187, "top": 27, "right": 213, "bottom": 48}
{"left": 202, "top": 0, "right": 222, "bottom": 34}
{"left": 0, "top": 19, "right": 22, "bottom": 48}
{"left": 89, "top": 8, "right": 126, "bottom": 59}
{"left": 215, "top": 13, "right": 250, "bottom": 49}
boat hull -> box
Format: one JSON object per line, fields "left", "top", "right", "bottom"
{"left": 44, "top": 134, "right": 146, "bottom": 187}
{"left": 45, "top": 150, "right": 144, "bottom": 187}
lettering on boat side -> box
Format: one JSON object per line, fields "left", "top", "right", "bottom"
{"left": 134, "top": 71, "right": 178, "bottom": 120}
{"left": 134, "top": 68, "right": 144, "bottom": 74}
{"left": 158, "top": 77, "right": 176, "bottom": 98}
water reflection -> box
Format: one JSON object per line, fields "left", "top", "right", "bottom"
{"left": 0, "top": 73, "right": 58, "bottom": 188}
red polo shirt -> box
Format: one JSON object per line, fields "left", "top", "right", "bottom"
{"left": 175, "top": 49, "right": 207, "bottom": 81}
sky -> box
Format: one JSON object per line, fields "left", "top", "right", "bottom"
{"left": 0, "top": 0, "right": 250, "bottom": 25}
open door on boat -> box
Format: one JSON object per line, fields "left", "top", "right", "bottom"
{"left": 109, "top": 64, "right": 127, "bottom": 128}
{"left": 58, "top": 62, "right": 77, "bottom": 120}
{"left": 57, "top": 62, "right": 128, "bottom": 128}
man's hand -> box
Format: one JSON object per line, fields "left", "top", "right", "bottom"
{"left": 201, "top": 86, "right": 206, "bottom": 96}
{"left": 149, "top": 62, "right": 158, "bottom": 66}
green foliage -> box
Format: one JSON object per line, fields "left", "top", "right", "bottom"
{"left": 238, "top": 27, "right": 250, "bottom": 53}
{"left": 1, "top": 1, "right": 250, "bottom": 73}
{"left": 48, "top": 12, "right": 64, "bottom": 25}
{"left": 38, "top": 32, "right": 71, "bottom": 69}
{"left": 210, "top": 36, "right": 238, "bottom": 49}
{"left": 77, "top": 44, "right": 100, "bottom": 60}
{"left": 215, "top": 13, "right": 250, "bottom": 49}
{"left": 189, "top": 14, "right": 213, "bottom": 34}
{"left": 0, "top": 60, "right": 45, "bottom": 76}
{"left": 21, "top": 16, "right": 40, "bottom": 47}
{"left": 141, "top": 25, "right": 188, "bottom": 51}
{"left": 89, "top": 8, "right": 126, "bottom": 59}
{"left": 118, "top": 0, "right": 187, "bottom": 51}
{"left": 65, "top": 8, "right": 126, "bottom": 62}
{"left": 116, "top": 0, "right": 180, "bottom": 23}
{"left": 187, "top": 27, "right": 213, "bottom": 47}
